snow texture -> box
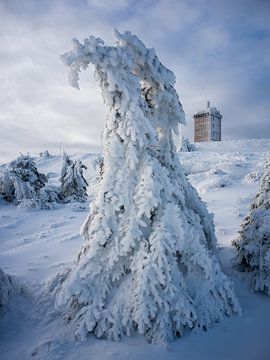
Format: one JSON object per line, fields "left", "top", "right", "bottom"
{"left": 56, "top": 30, "right": 239, "bottom": 344}
{"left": 233, "top": 155, "right": 270, "bottom": 295}
{"left": 0, "top": 139, "right": 270, "bottom": 359}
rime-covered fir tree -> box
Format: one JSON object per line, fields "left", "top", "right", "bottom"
{"left": 59, "top": 154, "right": 88, "bottom": 203}
{"left": 0, "top": 154, "right": 60, "bottom": 209}
{"left": 56, "top": 30, "right": 239, "bottom": 344}
{"left": 0, "top": 154, "right": 47, "bottom": 205}
{"left": 180, "top": 137, "right": 196, "bottom": 152}
{"left": 233, "top": 156, "right": 270, "bottom": 295}
{"left": 60, "top": 151, "right": 73, "bottom": 185}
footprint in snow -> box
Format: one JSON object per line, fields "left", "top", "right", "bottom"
{"left": 50, "top": 222, "right": 67, "bottom": 229}
{"left": 36, "top": 232, "right": 48, "bottom": 239}
{"left": 21, "top": 237, "right": 34, "bottom": 244}
{"left": 38, "top": 254, "right": 49, "bottom": 259}
{"left": 59, "top": 233, "right": 80, "bottom": 243}
{"left": 27, "top": 267, "right": 38, "bottom": 271}
{"left": 28, "top": 261, "right": 40, "bottom": 266}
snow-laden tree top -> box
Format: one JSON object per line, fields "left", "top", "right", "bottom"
{"left": 62, "top": 29, "right": 185, "bottom": 143}
{"left": 58, "top": 30, "right": 239, "bottom": 344}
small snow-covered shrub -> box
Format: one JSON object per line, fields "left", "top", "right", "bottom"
{"left": 39, "top": 150, "right": 52, "bottom": 159}
{"left": 55, "top": 30, "right": 239, "bottom": 345}
{"left": 180, "top": 137, "right": 196, "bottom": 152}
{"left": 233, "top": 157, "right": 270, "bottom": 295}
{"left": 242, "top": 171, "right": 262, "bottom": 184}
{"left": 39, "top": 185, "right": 60, "bottom": 210}
{"left": 17, "top": 199, "right": 40, "bottom": 211}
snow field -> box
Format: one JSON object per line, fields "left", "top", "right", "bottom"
{"left": 0, "top": 139, "right": 270, "bottom": 359}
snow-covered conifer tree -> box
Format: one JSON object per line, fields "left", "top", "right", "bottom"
{"left": 60, "top": 154, "right": 88, "bottom": 203}
{"left": 56, "top": 30, "right": 239, "bottom": 344}
{"left": 180, "top": 137, "right": 196, "bottom": 152}
{"left": 39, "top": 150, "right": 52, "bottom": 159}
{"left": 0, "top": 170, "right": 14, "bottom": 202}
{"left": 0, "top": 154, "right": 47, "bottom": 206}
{"left": 59, "top": 151, "right": 73, "bottom": 185}
{"left": 233, "top": 156, "right": 270, "bottom": 295}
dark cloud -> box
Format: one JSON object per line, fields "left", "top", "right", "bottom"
{"left": 0, "top": 0, "right": 269, "bottom": 163}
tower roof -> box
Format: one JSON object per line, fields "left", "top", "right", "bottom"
{"left": 193, "top": 102, "right": 222, "bottom": 119}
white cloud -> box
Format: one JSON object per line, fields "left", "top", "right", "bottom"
{"left": 0, "top": 0, "right": 269, "bottom": 162}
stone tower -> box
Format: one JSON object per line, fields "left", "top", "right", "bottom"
{"left": 193, "top": 102, "right": 222, "bottom": 142}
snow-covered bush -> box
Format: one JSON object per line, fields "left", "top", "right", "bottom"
{"left": 39, "top": 150, "right": 52, "bottom": 159}
{"left": 242, "top": 171, "right": 262, "bottom": 184}
{"left": 59, "top": 153, "right": 88, "bottom": 203}
{"left": 17, "top": 199, "right": 41, "bottom": 211}
{"left": 0, "top": 154, "right": 47, "bottom": 206}
{"left": 180, "top": 137, "right": 196, "bottom": 152}
{"left": 56, "top": 30, "right": 239, "bottom": 344}
{"left": 233, "top": 156, "right": 270, "bottom": 295}
{"left": 0, "top": 154, "right": 61, "bottom": 210}
{"left": 38, "top": 185, "right": 60, "bottom": 210}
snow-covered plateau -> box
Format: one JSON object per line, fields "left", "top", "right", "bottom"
{"left": 0, "top": 138, "right": 270, "bottom": 360}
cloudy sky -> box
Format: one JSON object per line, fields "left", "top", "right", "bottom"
{"left": 0, "top": 0, "right": 269, "bottom": 163}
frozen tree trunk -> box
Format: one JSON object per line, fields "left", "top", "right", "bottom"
{"left": 233, "top": 156, "right": 270, "bottom": 295}
{"left": 56, "top": 30, "right": 239, "bottom": 344}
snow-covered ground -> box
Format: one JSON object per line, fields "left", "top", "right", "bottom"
{"left": 0, "top": 139, "right": 270, "bottom": 360}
